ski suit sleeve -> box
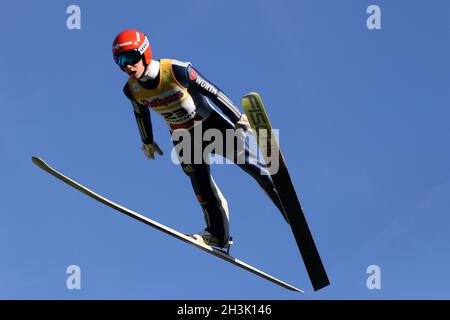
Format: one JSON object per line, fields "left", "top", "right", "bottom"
{"left": 183, "top": 64, "right": 243, "bottom": 123}
{"left": 123, "top": 84, "right": 154, "bottom": 144}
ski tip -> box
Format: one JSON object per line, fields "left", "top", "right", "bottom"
{"left": 31, "top": 156, "right": 48, "bottom": 170}
{"left": 31, "top": 156, "right": 42, "bottom": 165}
{"left": 242, "top": 92, "right": 260, "bottom": 101}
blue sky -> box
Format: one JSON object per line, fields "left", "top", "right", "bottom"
{"left": 1, "top": 0, "right": 450, "bottom": 299}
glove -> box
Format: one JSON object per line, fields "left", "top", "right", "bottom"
{"left": 141, "top": 142, "right": 163, "bottom": 160}
{"left": 235, "top": 114, "right": 251, "bottom": 131}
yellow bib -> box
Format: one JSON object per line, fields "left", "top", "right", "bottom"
{"left": 127, "top": 59, "right": 199, "bottom": 130}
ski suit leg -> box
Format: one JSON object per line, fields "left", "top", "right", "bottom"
{"left": 172, "top": 124, "right": 230, "bottom": 246}
{"left": 235, "top": 143, "right": 288, "bottom": 223}
{"left": 208, "top": 111, "right": 288, "bottom": 223}
{"left": 179, "top": 162, "right": 230, "bottom": 246}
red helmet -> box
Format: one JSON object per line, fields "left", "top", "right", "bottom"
{"left": 112, "top": 30, "right": 152, "bottom": 66}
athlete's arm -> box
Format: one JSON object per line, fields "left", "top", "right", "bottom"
{"left": 123, "top": 84, "right": 154, "bottom": 144}
{"left": 173, "top": 63, "right": 243, "bottom": 123}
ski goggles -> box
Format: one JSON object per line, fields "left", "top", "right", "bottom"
{"left": 114, "top": 50, "right": 142, "bottom": 68}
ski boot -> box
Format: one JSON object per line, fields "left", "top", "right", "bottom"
{"left": 190, "top": 230, "right": 233, "bottom": 254}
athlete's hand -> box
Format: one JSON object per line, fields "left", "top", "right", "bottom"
{"left": 235, "top": 114, "right": 251, "bottom": 131}
{"left": 141, "top": 142, "right": 163, "bottom": 160}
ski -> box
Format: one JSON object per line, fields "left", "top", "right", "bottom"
{"left": 31, "top": 156, "right": 303, "bottom": 293}
{"left": 242, "top": 92, "right": 330, "bottom": 291}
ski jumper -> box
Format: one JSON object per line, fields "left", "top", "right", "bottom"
{"left": 123, "top": 59, "right": 285, "bottom": 246}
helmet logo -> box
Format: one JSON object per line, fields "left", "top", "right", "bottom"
{"left": 138, "top": 37, "right": 149, "bottom": 54}
{"left": 113, "top": 41, "right": 133, "bottom": 50}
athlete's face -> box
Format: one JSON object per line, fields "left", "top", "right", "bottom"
{"left": 123, "top": 59, "right": 145, "bottom": 79}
